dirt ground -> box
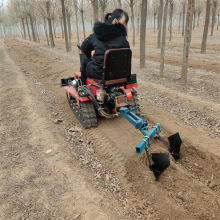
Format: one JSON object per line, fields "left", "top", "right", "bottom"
{"left": 1, "top": 26, "right": 220, "bottom": 219}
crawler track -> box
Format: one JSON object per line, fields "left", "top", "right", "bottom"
{"left": 67, "top": 93, "right": 97, "bottom": 128}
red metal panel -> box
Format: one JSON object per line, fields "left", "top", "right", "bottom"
{"left": 74, "top": 72, "right": 81, "bottom": 78}
{"left": 64, "top": 86, "right": 89, "bottom": 107}
{"left": 126, "top": 83, "right": 140, "bottom": 91}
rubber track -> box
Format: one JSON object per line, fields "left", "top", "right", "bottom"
{"left": 67, "top": 93, "right": 97, "bottom": 128}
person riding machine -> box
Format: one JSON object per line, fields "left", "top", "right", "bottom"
{"left": 61, "top": 9, "right": 182, "bottom": 177}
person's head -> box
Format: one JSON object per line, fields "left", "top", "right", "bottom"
{"left": 104, "top": 9, "right": 129, "bottom": 27}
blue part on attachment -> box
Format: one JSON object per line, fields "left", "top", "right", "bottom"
{"left": 119, "top": 107, "right": 161, "bottom": 154}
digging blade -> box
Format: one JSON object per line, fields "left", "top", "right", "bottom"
{"left": 151, "top": 153, "right": 170, "bottom": 177}
{"left": 168, "top": 132, "right": 182, "bottom": 159}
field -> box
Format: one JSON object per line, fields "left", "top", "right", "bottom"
{"left": 0, "top": 26, "right": 220, "bottom": 219}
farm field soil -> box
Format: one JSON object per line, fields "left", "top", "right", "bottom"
{"left": 1, "top": 32, "right": 220, "bottom": 220}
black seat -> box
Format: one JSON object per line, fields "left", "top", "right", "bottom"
{"left": 102, "top": 48, "right": 132, "bottom": 85}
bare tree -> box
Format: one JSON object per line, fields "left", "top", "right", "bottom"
{"left": 182, "top": 1, "right": 186, "bottom": 36}
{"left": 181, "top": 0, "right": 194, "bottom": 85}
{"left": 211, "top": 0, "right": 217, "bottom": 36}
{"left": 157, "top": 0, "right": 163, "bottom": 48}
{"left": 178, "top": 11, "right": 182, "bottom": 33}
{"left": 91, "top": 0, "right": 99, "bottom": 22}
{"left": 153, "top": 1, "right": 159, "bottom": 33}
{"left": 79, "top": 0, "right": 86, "bottom": 39}
{"left": 140, "top": 0, "right": 148, "bottom": 69}
{"left": 46, "top": 1, "right": 55, "bottom": 47}
{"left": 169, "top": 0, "right": 173, "bottom": 41}
{"left": 201, "top": 0, "right": 211, "bottom": 53}
{"left": 160, "top": 0, "right": 168, "bottom": 77}
{"left": 118, "top": 0, "right": 122, "bottom": 8}
{"left": 66, "top": 1, "right": 73, "bottom": 51}
{"left": 74, "top": 0, "right": 80, "bottom": 46}
{"left": 99, "top": 0, "right": 108, "bottom": 21}
{"left": 217, "top": 9, "right": 220, "bottom": 30}
{"left": 192, "top": 0, "right": 196, "bottom": 30}
{"left": 0, "top": 1, "right": 5, "bottom": 37}
{"left": 26, "top": 16, "right": 31, "bottom": 40}
{"left": 43, "top": 17, "right": 49, "bottom": 45}
{"left": 127, "top": 0, "right": 135, "bottom": 46}
{"left": 60, "top": 15, "right": 64, "bottom": 38}
{"left": 197, "top": 3, "right": 203, "bottom": 27}
{"left": 66, "top": 9, "right": 72, "bottom": 50}
{"left": 61, "top": 0, "right": 69, "bottom": 51}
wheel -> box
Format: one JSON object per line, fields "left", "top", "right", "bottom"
{"left": 128, "top": 92, "right": 141, "bottom": 115}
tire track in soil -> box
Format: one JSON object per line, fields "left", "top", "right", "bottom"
{"left": 1, "top": 40, "right": 128, "bottom": 220}
{"left": 6, "top": 39, "right": 220, "bottom": 220}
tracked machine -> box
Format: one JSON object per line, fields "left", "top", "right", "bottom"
{"left": 61, "top": 47, "right": 182, "bottom": 177}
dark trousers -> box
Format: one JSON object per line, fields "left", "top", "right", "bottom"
{"left": 81, "top": 57, "right": 92, "bottom": 85}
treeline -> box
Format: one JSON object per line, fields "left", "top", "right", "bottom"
{"left": 0, "top": 0, "right": 219, "bottom": 85}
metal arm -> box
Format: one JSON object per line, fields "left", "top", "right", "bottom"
{"left": 119, "top": 107, "right": 161, "bottom": 154}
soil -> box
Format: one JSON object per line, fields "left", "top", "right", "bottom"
{"left": 1, "top": 26, "right": 220, "bottom": 220}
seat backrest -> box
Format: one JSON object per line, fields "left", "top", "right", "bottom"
{"left": 103, "top": 48, "right": 132, "bottom": 85}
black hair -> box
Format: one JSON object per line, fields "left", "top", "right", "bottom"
{"left": 104, "top": 9, "right": 129, "bottom": 25}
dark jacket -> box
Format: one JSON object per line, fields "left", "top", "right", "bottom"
{"left": 81, "top": 22, "right": 130, "bottom": 79}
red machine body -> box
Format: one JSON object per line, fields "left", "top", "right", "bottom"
{"left": 64, "top": 72, "right": 139, "bottom": 109}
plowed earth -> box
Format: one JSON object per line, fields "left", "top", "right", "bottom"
{"left": 1, "top": 27, "right": 220, "bottom": 220}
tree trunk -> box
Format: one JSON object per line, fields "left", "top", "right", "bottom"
{"left": 137, "top": 14, "right": 140, "bottom": 36}
{"left": 60, "top": 16, "right": 64, "bottom": 38}
{"left": 18, "top": 22, "right": 23, "bottom": 38}
{"left": 201, "top": 0, "right": 211, "bottom": 53}
{"left": 28, "top": 14, "right": 36, "bottom": 42}
{"left": 192, "top": 2, "right": 196, "bottom": 30}
{"left": 74, "top": 0, "right": 80, "bottom": 46}
{"left": 52, "top": 19, "right": 56, "bottom": 38}
{"left": 81, "top": 10, "right": 86, "bottom": 39}
{"left": 197, "top": 12, "right": 201, "bottom": 27}
{"left": 140, "top": 0, "right": 148, "bottom": 69}
{"left": 157, "top": 12, "right": 159, "bottom": 30}
{"left": 154, "top": 13, "right": 156, "bottom": 33}
{"left": 118, "top": 0, "right": 122, "bottom": 8}
{"left": 34, "top": 20, "right": 40, "bottom": 43}
{"left": 43, "top": 18, "right": 50, "bottom": 46}
{"left": 160, "top": 0, "right": 168, "bottom": 77}
{"left": 169, "top": 0, "right": 173, "bottom": 41}
{"left": 21, "top": 18, "right": 26, "bottom": 40}
{"left": 91, "top": 0, "right": 99, "bottom": 22}
{"left": 157, "top": 0, "right": 163, "bottom": 48}
{"left": 217, "top": 12, "right": 219, "bottom": 30}
{"left": 25, "top": 17, "right": 31, "bottom": 41}
{"left": 46, "top": 1, "right": 55, "bottom": 47}
{"left": 130, "top": 0, "right": 135, "bottom": 46}
{"left": 182, "top": 2, "right": 186, "bottom": 36}
{"left": 61, "top": 0, "right": 69, "bottom": 52}
{"left": 67, "top": 12, "right": 72, "bottom": 51}
{"left": 178, "top": 12, "right": 182, "bottom": 33}
{"left": 211, "top": 0, "right": 217, "bottom": 36}
{"left": 0, "top": 23, "right": 5, "bottom": 37}
{"left": 181, "top": 0, "right": 194, "bottom": 85}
